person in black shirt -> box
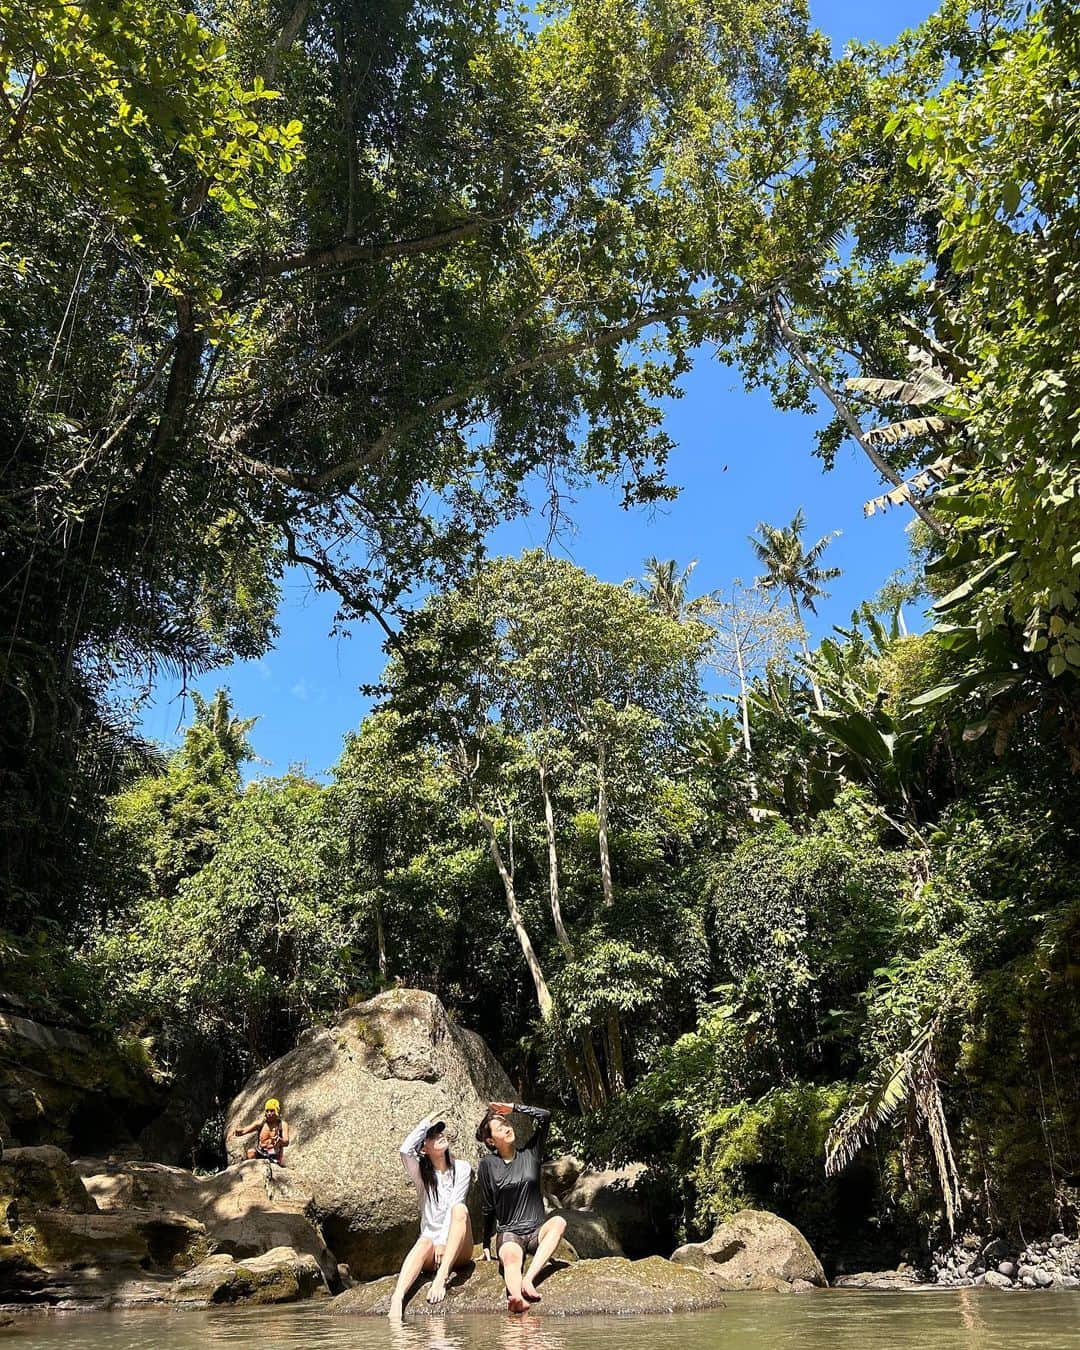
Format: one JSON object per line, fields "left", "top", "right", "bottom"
{"left": 476, "top": 1100, "right": 567, "bottom": 1312}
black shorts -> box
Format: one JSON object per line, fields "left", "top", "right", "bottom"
{"left": 496, "top": 1226, "right": 541, "bottom": 1257}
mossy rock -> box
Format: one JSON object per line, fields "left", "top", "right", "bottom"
{"left": 332, "top": 1254, "right": 728, "bottom": 1316}
{"left": 168, "top": 1247, "right": 324, "bottom": 1307}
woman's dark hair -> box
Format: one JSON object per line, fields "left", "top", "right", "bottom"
{"left": 476, "top": 1109, "right": 499, "bottom": 1152}
{"left": 418, "top": 1142, "right": 456, "bottom": 1200}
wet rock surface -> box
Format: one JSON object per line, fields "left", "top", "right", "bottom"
{"left": 331, "top": 1254, "right": 728, "bottom": 1316}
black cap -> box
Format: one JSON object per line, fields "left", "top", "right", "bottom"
{"left": 416, "top": 1121, "right": 446, "bottom": 1151}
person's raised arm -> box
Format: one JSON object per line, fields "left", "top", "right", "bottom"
{"left": 399, "top": 1118, "right": 431, "bottom": 1188}
{"left": 514, "top": 1103, "right": 551, "bottom": 1154}
{"left": 231, "top": 1120, "right": 262, "bottom": 1138}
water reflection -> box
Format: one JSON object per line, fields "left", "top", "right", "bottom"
{"left": 497, "top": 1312, "right": 566, "bottom": 1350}
{"left": 4, "top": 1293, "right": 1080, "bottom": 1350}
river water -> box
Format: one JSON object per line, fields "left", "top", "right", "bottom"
{"left": 3, "top": 1292, "right": 1080, "bottom": 1349}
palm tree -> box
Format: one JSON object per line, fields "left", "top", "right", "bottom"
{"left": 749, "top": 510, "right": 840, "bottom": 710}
{"left": 640, "top": 557, "right": 698, "bottom": 621}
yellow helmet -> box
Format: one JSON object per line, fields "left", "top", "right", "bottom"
{"left": 265, "top": 1098, "right": 280, "bottom": 1113}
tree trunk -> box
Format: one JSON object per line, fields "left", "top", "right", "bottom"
{"left": 480, "top": 811, "right": 553, "bottom": 1020}
{"left": 604, "top": 1013, "right": 627, "bottom": 1094}
{"left": 457, "top": 741, "right": 553, "bottom": 1021}
{"left": 559, "top": 1038, "right": 594, "bottom": 1112}
{"left": 733, "top": 621, "right": 753, "bottom": 761}
{"left": 790, "top": 587, "right": 824, "bottom": 712}
{"left": 539, "top": 762, "right": 572, "bottom": 950}
{"left": 597, "top": 740, "right": 614, "bottom": 908}
{"left": 581, "top": 1033, "right": 607, "bottom": 1107}
{"left": 374, "top": 893, "right": 387, "bottom": 980}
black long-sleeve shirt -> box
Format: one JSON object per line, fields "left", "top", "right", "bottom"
{"left": 478, "top": 1104, "right": 551, "bottom": 1247}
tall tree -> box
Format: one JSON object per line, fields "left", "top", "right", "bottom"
{"left": 750, "top": 510, "right": 841, "bottom": 710}
{"left": 641, "top": 558, "right": 700, "bottom": 621}
{"left": 705, "top": 583, "right": 799, "bottom": 761}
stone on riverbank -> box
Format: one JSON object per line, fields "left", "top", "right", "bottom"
{"left": 671, "top": 1209, "right": 826, "bottom": 1291}
{"left": 76, "top": 1156, "right": 338, "bottom": 1286}
{"left": 331, "top": 1254, "right": 727, "bottom": 1316}
{"left": 1, "top": 1145, "right": 214, "bottom": 1308}
{"left": 224, "top": 988, "right": 513, "bottom": 1280}
{"left": 833, "top": 1270, "right": 932, "bottom": 1290}
{"left": 167, "top": 1246, "right": 324, "bottom": 1307}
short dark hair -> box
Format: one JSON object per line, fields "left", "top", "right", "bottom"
{"left": 476, "top": 1108, "right": 501, "bottom": 1150}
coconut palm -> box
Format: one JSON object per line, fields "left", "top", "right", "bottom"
{"left": 749, "top": 510, "right": 840, "bottom": 709}
{"left": 640, "top": 557, "right": 699, "bottom": 621}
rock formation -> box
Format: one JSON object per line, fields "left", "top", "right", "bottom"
{"left": 224, "top": 988, "right": 513, "bottom": 1278}
{"left": 331, "top": 1253, "right": 728, "bottom": 1316}
{"left": 0, "top": 1011, "right": 164, "bottom": 1157}
{"left": 671, "top": 1209, "right": 827, "bottom": 1291}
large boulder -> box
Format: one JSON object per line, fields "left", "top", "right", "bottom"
{"left": 562, "top": 1163, "right": 673, "bottom": 1257}
{"left": 553, "top": 1208, "right": 624, "bottom": 1259}
{"left": 0, "top": 1012, "right": 164, "bottom": 1156}
{"left": 224, "top": 988, "right": 513, "bottom": 1279}
{"left": 332, "top": 1254, "right": 728, "bottom": 1316}
{"left": 671, "top": 1209, "right": 826, "bottom": 1291}
{"left": 168, "top": 1247, "right": 324, "bottom": 1307}
{"left": 76, "top": 1156, "right": 338, "bottom": 1286}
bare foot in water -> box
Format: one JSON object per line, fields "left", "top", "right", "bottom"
{"left": 387, "top": 1295, "right": 404, "bottom": 1319}
{"left": 507, "top": 1293, "right": 530, "bottom": 1314}
{"left": 427, "top": 1279, "right": 447, "bottom": 1305}
{"left": 521, "top": 1280, "right": 541, "bottom": 1302}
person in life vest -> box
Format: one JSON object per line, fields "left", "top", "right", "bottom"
{"left": 232, "top": 1098, "right": 289, "bottom": 1164}
{"left": 388, "top": 1114, "right": 474, "bottom": 1318}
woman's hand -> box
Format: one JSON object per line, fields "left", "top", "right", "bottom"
{"left": 433, "top": 1244, "right": 445, "bottom": 1268}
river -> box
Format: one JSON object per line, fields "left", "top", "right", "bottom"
{"left": 3, "top": 1292, "right": 1080, "bottom": 1348}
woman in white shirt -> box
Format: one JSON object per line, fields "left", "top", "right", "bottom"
{"left": 388, "top": 1115, "right": 473, "bottom": 1317}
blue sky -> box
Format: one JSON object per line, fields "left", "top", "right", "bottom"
{"left": 136, "top": 0, "right": 937, "bottom": 778}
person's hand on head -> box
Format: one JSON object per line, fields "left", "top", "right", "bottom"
{"left": 489, "top": 1102, "right": 513, "bottom": 1115}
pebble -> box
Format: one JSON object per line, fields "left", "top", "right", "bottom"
{"left": 983, "top": 1271, "right": 1012, "bottom": 1289}
{"left": 1034, "top": 1270, "right": 1054, "bottom": 1288}
{"left": 997, "top": 1261, "right": 1016, "bottom": 1278}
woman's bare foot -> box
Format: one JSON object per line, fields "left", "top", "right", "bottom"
{"left": 521, "top": 1280, "right": 541, "bottom": 1301}
{"left": 427, "top": 1279, "right": 447, "bottom": 1304}
{"left": 387, "top": 1294, "right": 404, "bottom": 1319}
{"left": 507, "top": 1293, "right": 530, "bottom": 1314}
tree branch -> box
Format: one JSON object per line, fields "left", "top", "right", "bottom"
{"left": 279, "top": 519, "right": 403, "bottom": 653}
{"left": 772, "top": 297, "right": 945, "bottom": 536}
{"left": 230, "top": 296, "right": 742, "bottom": 493}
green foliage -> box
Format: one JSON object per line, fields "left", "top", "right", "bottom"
{"left": 93, "top": 773, "right": 359, "bottom": 1065}
{"left": 895, "top": 4, "right": 1080, "bottom": 683}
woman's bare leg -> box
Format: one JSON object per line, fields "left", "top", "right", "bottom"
{"left": 522, "top": 1216, "right": 567, "bottom": 1301}
{"left": 388, "top": 1236, "right": 435, "bottom": 1318}
{"left": 499, "top": 1238, "right": 529, "bottom": 1312}
{"left": 427, "top": 1204, "right": 472, "bottom": 1303}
